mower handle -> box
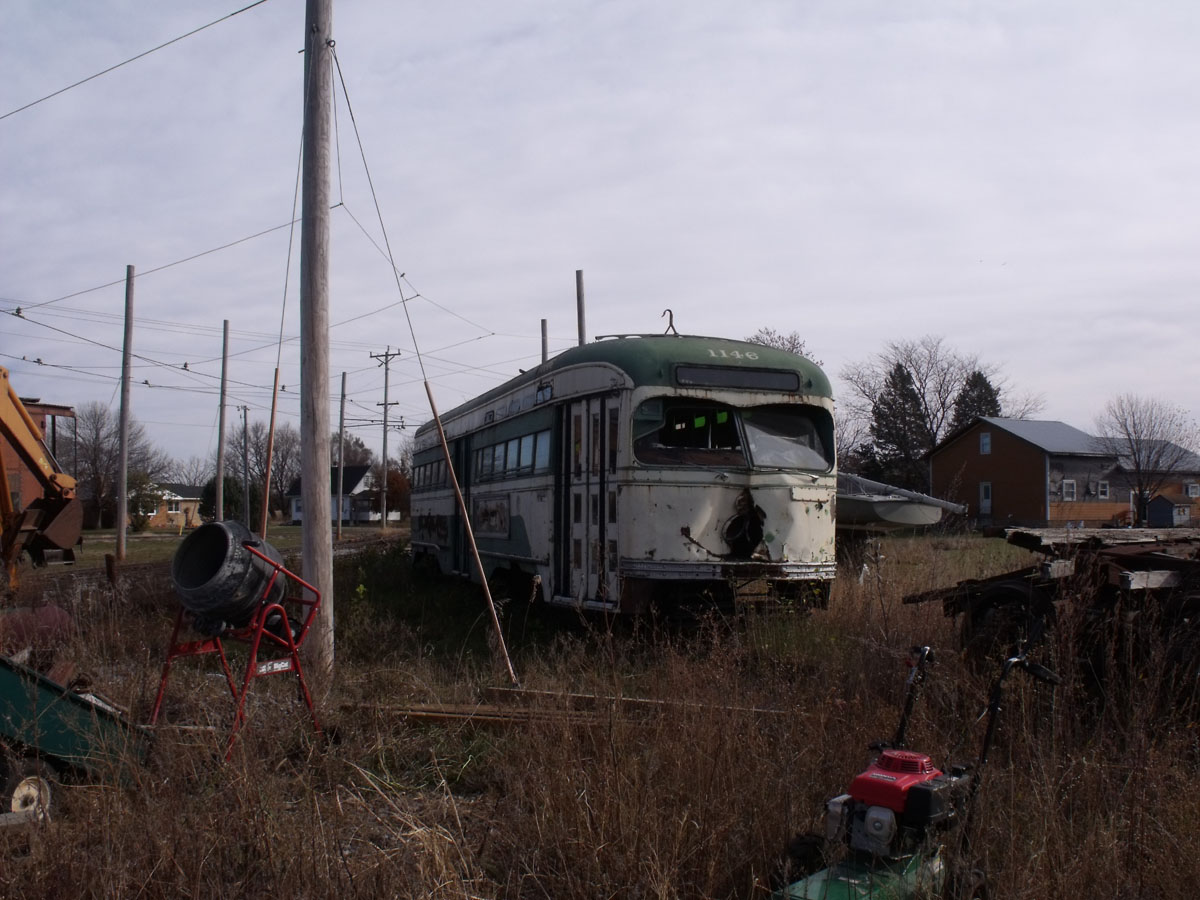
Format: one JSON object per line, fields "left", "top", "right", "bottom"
{"left": 1016, "top": 658, "right": 1062, "bottom": 686}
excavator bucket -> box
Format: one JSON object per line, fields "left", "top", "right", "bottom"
{"left": 18, "top": 496, "right": 83, "bottom": 565}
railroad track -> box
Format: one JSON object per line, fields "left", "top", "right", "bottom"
{"left": 345, "top": 686, "right": 790, "bottom": 728}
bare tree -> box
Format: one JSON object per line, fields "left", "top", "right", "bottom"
{"left": 745, "top": 327, "right": 821, "bottom": 365}
{"left": 270, "top": 423, "right": 302, "bottom": 517}
{"left": 841, "top": 336, "right": 989, "bottom": 446}
{"left": 227, "top": 420, "right": 303, "bottom": 520}
{"left": 1094, "top": 394, "right": 1200, "bottom": 524}
{"left": 167, "top": 455, "right": 213, "bottom": 487}
{"left": 839, "top": 335, "right": 1044, "bottom": 479}
{"left": 69, "top": 401, "right": 171, "bottom": 528}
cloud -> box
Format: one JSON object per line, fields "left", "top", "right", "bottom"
{"left": 1, "top": 0, "right": 1197, "bottom": 463}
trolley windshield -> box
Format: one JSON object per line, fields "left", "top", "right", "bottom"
{"left": 633, "top": 399, "right": 833, "bottom": 471}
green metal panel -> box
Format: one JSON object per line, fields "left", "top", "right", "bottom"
{"left": 775, "top": 852, "right": 944, "bottom": 900}
{"left": 0, "top": 655, "right": 150, "bottom": 773}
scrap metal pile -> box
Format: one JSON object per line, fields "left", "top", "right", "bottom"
{"left": 905, "top": 528, "right": 1200, "bottom": 674}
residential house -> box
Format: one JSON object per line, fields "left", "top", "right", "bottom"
{"left": 287, "top": 465, "right": 399, "bottom": 525}
{"left": 930, "top": 417, "right": 1119, "bottom": 527}
{"left": 930, "top": 417, "right": 1200, "bottom": 527}
{"left": 147, "top": 483, "right": 204, "bottom": 531}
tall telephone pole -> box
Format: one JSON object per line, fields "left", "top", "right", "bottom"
{"left": 116, "top": 264, "right": 134, "bottom": 560}
{"left": 240, "top": 405, "right": 251, "bottom": 531}
{"left": 301, "top": 0, "right": 334, "bottom": 675}
{"left": 336, "top": 371, "right": 346, "bottom": 541}
{"left": 370, "top": 347, "right": 400, "bottom": 530}
{"left": 215, "top": 320, "right": 229, "bottom": 521}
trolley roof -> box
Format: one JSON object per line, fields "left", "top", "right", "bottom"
{"left": 418, "top": 335, "right": 831, "bottom": 436}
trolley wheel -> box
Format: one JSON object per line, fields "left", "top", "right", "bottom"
{"left": 5, "top": 757, "right": 57, "bottom": 822}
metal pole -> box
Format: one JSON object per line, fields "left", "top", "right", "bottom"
{"left": 370, "top": 347, "right": 400, "bottom": 530}
{"left": 241, "top": 405, "right": 251, "bottom": 531}
{"left": 301, "top": 0, "right": 334, "bottom": 676}
{"left": 425, "top": 382, "right": 519, "bottom": 686}
{"left": 116, "top": 265, "right": 134, "bottom": 560}
{"left": 380, "top": 359, "right": 388, "bottom": 531}
{"left": 337, "top": 371, "right": 345, "bottom": 540}
{"left": 575, "top": 269, "right": 586, "bottom": 346}
{"left": 260, "top": 367, "right": 280, "bottom": 537}
{"left": 541, "top": 318, "right": 548, "bottom": 363}
{"left": 215, "top": 319, "right": 229, "bottom": 521}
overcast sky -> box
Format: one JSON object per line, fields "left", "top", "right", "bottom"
{"left": 2, "top": 1, "right": 1197, "bottom": 468}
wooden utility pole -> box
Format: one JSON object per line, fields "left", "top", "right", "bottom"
{"left": 370, "top": 347, "right": 400, "bottom": 530}
{"left": 259, "top": 368, "right": 281, "bottom": 537}
{"left": 301, "top": 0, "right": 334, "bottom": 675}
{"left": 241, "top": 405, "right": 251, "bottom": 531}
{"left": 115, "top": 265, "right": 134, "bottom": 560}
{"left": 336, "top": 371, "right": 345, "bottom": 541}
{"left": 215, "top": 319, "right": 229, "bottom": 521}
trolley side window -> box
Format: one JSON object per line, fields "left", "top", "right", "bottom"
{"left": 472, "top": 429, "right": 553, "bottom": 482}
{"left": 741, "top": 404, "right": 833, "bottom": 471}
{"left": 633, "top": 399, "right": 745, "bottom": 467}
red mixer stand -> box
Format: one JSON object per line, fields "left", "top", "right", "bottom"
{"left": 151, "top": 543, "right": 323, "bottom": 760}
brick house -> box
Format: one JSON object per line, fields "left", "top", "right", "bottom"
{"left": 146, "top": 483, "right": 204, "bottom": 530}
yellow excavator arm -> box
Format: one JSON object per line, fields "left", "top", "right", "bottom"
{"left": 1, "top": 367, "right": 82, "bottom": 592}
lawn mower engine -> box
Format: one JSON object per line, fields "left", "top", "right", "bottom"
{"left": 826, "top": 748, "right": 971, "bottom": 859}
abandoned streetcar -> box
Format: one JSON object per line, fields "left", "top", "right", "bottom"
{"left": 411, "top": 334, "right": 836, "bottom": 614}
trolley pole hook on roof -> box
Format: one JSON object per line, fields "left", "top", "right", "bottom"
{"left": 662, "top": 309, "right": 678, "bottom": 335}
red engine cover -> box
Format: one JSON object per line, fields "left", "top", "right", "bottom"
{"left": 849, "top": 750, "right": 942, "bottom": 812}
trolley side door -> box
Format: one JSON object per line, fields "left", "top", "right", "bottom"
{"left": 562, "top": 395, "right": 617, "bottom": 609}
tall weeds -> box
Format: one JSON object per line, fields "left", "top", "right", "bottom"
{"left": 2, "top": 536, "right": 1198, "bottom": 898}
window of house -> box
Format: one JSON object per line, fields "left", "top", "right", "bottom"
{"left": 1062, "top": 479, "right": 1077, "bottom": 502}
{"left": 168, "top": 499, "right": 181, "bottom": 513}
{"left": 1098, "top": 481, "right": 1109, "bottom": 499}
{"left": 979, "top": 432, "right": 991, "bottom": 455}
{"left": 1188, "top": 483, "right": 1200, "bottom": 498}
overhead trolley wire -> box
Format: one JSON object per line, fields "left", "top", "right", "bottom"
{"left": 0, "top": 0, "right": 274, "bottom": 123}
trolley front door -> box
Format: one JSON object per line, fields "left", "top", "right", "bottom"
{"left": 562, "top": 395, "right": 618, "bottom": 608}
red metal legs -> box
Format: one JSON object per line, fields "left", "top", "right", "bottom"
{"left": 151, "top": 547, "right": 323, "bottom": 760}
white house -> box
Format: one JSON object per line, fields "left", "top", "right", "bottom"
{"left": 286, "top": 465, "right": 398, "bottom": 525}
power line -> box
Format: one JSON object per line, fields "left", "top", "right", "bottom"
{"left": 0, "top": 0, "right": 274, "bottom": 123}
{"left": 13, "top": 214, "right": 310, "bottom": 312}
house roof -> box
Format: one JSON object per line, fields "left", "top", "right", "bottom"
{"left": 157, "top": 482, "right": 204, "bottom": 499}
{"left": 1112, "top": 440, "right": 1200, "bottom": 474}
{"left": 973, "top": 417, "right": 1111, "bottom": 456}
{"left": 939, "top": 418, "right": 1200, "bottom": 471}
{"left": 286, "top": 464, "right": 372, "bottom": 497}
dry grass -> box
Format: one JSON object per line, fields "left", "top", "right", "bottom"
{"left": 3, "top": 534, "right": 1199, "bottom": 898}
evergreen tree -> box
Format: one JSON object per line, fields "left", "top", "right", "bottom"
{"left": 869, "top": 363, "right": 934, "bottom": 490}
{"left": 949, "top": 370, "right": 1002, "bottom": 433}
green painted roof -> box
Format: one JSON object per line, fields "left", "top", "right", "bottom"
{"left": 428, "top": 335, "right": 831, "bottom": 430}
{"left": 548, "top": 335, "right": 830, "bottom": 392}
